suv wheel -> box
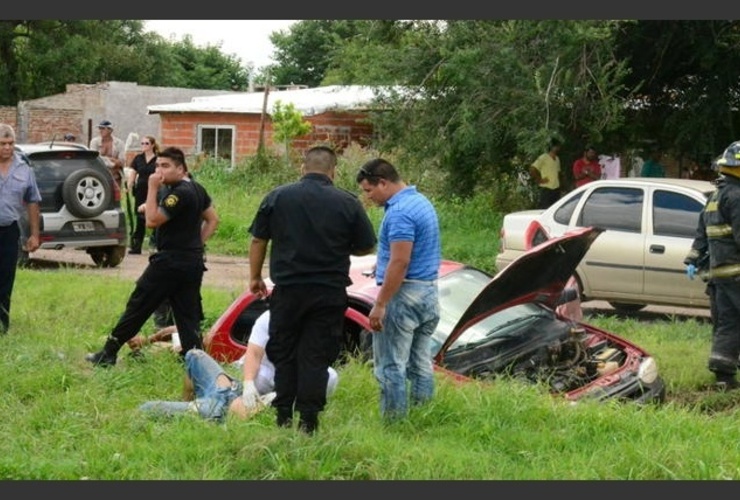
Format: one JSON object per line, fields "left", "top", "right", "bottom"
{"left": 88, "top": 245, "right": 127, "bottom": 268}
{"left": 62, "top": 168, "right": 112, "bottom": 218}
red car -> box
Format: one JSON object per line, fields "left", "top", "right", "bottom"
{"left": 203, "top": 226, "right": 666, "bottom": 404}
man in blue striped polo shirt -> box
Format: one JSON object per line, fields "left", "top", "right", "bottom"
{"left": 356, "top": 158, "right": 441, "bottom": 422}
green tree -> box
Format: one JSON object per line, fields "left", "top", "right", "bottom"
{"left": 263, "top": 20, "right": 364, "bottom": 87}
{"left": 331, "top": 20, "right": 630, "bottom": 196}
{"left": 271, "top": 100, "right": 312, "bottom": 165}
{"left": 0, "top": 20, "right": 252, "bottom": 106}
{"left": 614, "top": 20, "right": 740, "bottom": 161}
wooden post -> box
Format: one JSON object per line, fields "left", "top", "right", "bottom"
{"left": 257, "top": 72, "right": 270, "bottom": 155}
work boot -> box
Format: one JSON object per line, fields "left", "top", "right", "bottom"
{"left": 85, "top": 336, "right": 120, "bottom": 367}
{"left": 129, "top": 237, "right": 142, "bottom": 255}
{"left": 714, "top": 372, "right": 740, "bottom": 392}
{"left": 276, "top": 407, "right": 293, "bottom": 429}
{"left": 298, "top": 412, "right": 319, "bottom": 435}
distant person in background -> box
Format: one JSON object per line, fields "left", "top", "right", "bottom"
{"left": 0, "top": 123, "right": 41, "bottom": 334}
{"left": 89, "top": 120, "right": 126, "bottom": 186}
{"left": 640, "top": 148, "right": 666, "bottom": 177}
{"left": 529, "top": 138, "right": 563, "bottom": 209}
{"left": 127, "top": 135, "right": 160, "bottom": 254}
{"left": 572, "top": 145, "right": 601, "bottom": 188}
{"left": 63, "top": 133, "right": 76, "bottom": 142}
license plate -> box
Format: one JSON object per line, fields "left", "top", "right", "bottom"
{"left": 72, "top": 221, "right": 95, "bottom": 232}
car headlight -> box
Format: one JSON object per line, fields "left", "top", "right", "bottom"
{"left": 638, "top": 357, "right": 659, "bottom": 384}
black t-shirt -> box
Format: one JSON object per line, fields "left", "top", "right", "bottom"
{"left": 156, "top": 178, "right": 212, "bottom": 254}
{"left": 249, "top": 172, "right": 377, "bottom": 288}
{"left": 130, "top": 153, "right": 158, "bottom": 203}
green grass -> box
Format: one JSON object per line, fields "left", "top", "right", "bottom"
{"left": 7, "top": 153, "right": 735, "bottom": 479}
{"left": 3, "top": 269, "right": 740, "bottom": 480}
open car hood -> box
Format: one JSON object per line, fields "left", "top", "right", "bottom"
{"left": 437, "top": 226, "right": 603, "bottom": 356}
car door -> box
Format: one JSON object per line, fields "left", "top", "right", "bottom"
{"left": 643, "top": 187, "right": 710, "bottom": 307}
{"left": 574, "top": 186, "right": 646, "bottom": 299}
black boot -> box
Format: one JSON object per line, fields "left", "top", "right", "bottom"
{"left": 714, "top": 372, "right": 740, "bottom": 391}
{"left": 129, "top": 237, "right": 142, "bottom": 255}
{"left": 85, "top": 336, "right": 121, "bottom": 367}
{"left": 276, "top": 407, "right": 294, "bottom": 428}
{"left": 298, "top": 412, "right": 318, "bottom": 435}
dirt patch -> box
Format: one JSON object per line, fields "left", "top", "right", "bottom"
{"left": 26, "top": 248, "right": 252, "bottom": 294}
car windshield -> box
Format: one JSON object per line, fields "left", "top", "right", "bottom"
{"left": 430, "top": 268, "right": 491, "bottom": 354}
{"left": 444, "top": 303, "right": 551, "bottom": 353}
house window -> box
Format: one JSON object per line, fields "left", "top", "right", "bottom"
{"left": 197, "top": 125, "right": 235, "bottom": 168}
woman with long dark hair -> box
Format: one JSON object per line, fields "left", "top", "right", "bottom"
{"left": 127, "top": 135, "right": 160, "bottom": 254}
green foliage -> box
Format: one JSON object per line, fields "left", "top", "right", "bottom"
{"left": 614, "top": 20, "right": 740, "bottom": 159}
{"left": 264, "top": 20, "right": 364, "bottom": 87}
{"left": 0, "top": 20, "right": 251, "bottom": 105}
{"left": 270, "top": 100, "right": 312, "bottom": 163}
{"left": 188, "top": 144, "right": 526, "bottom": 275}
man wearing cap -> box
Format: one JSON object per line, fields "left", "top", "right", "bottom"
{"left": 89, "top": 120, "right": 126, "bottom": 185}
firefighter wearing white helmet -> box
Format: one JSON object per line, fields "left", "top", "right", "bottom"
{"left": 684, "top": 140, "right": 740, "bottom": 390}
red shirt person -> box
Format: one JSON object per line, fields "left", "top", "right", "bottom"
{"left": 572, "top": 145, "right": 601, "bottom": 188}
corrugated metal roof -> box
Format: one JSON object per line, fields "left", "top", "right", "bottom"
{"left": 147, "top": 84, "right": 391, "bottom": 116}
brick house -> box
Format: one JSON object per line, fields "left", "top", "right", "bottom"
{"left": 147, "top": 85, "right": 382, "bottom": 167}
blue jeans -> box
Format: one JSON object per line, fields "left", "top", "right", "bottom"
{"left": 372, "top": 281, "right": 440, "bottom": 421}
{"left": 139, "top": 349, "right": 241, "bottom": 422}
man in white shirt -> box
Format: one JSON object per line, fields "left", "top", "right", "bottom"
{"left": 89, "top": 119, "right": 126, "bottom": 185}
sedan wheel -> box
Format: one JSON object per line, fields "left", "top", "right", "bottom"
{"left": 609, "top": 302, "right": 647, "bottom": 312}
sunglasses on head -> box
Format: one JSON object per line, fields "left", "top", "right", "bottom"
{"left": 359, "top": 166, "right": 382, "bottom": 179}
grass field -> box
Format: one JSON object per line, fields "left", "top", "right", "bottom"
{"left": 4, "top": 154, "right": 739, "bottom": 480}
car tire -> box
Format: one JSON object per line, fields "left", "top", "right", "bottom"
{"left": 608, "top": 302, "right": 647, "bottom": 312}
{"left": 88, "top": 245, "right": 126, "bottom": 268}
{"left": 62, "top": 168, "right": 112, "bottom": 218}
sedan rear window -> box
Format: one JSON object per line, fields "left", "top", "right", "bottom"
{"left": 577, "top": 187, "right": 643, "bottom": 233}
{"left": 653, "top": 190, "right": 704, "bottom": 238}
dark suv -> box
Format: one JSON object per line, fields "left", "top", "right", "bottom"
{"left": 16, "top": 142, "right": 128, "bottom": 268}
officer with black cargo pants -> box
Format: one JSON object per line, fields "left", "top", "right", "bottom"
{"left": 85, "top": 147, "right": 219, "bottom": 367}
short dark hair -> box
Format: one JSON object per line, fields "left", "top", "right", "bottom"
{"left": 549, "top": 138, "right": 562, "bottom": 150}
{"left": 356, "top": 158, "right": 401, "bottom": 185}
{"left": 303, "top": 145, "right": 337, "bottom": 174}
{"left": 158, "top": 147, "right": 187, "bottom": 171}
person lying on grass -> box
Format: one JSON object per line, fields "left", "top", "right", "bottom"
{"left": 138, "top": 310, "right": 339, "bottom": 422}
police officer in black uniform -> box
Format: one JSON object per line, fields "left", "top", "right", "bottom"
{"left": 685, "top": 140, "right": 740, "bottom": 390}
{"left": 247, "top": 145, "right": 377, "bottom": 434}
{"left": 86, "top": 147, "right": 219, "bottom": 367}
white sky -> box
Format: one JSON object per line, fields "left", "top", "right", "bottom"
{"left": 145, "top": 20, "right": 297, "bottom": 69}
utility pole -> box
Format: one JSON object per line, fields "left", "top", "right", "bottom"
{"left": 257, "top": 70, "right": 270, "bottom": 156}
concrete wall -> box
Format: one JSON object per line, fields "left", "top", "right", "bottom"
{"left": 0, "top": 106, "right": 17, "bottom": 129}
{"left": 14, "top": 81, "right": 242, "bottom": 156}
